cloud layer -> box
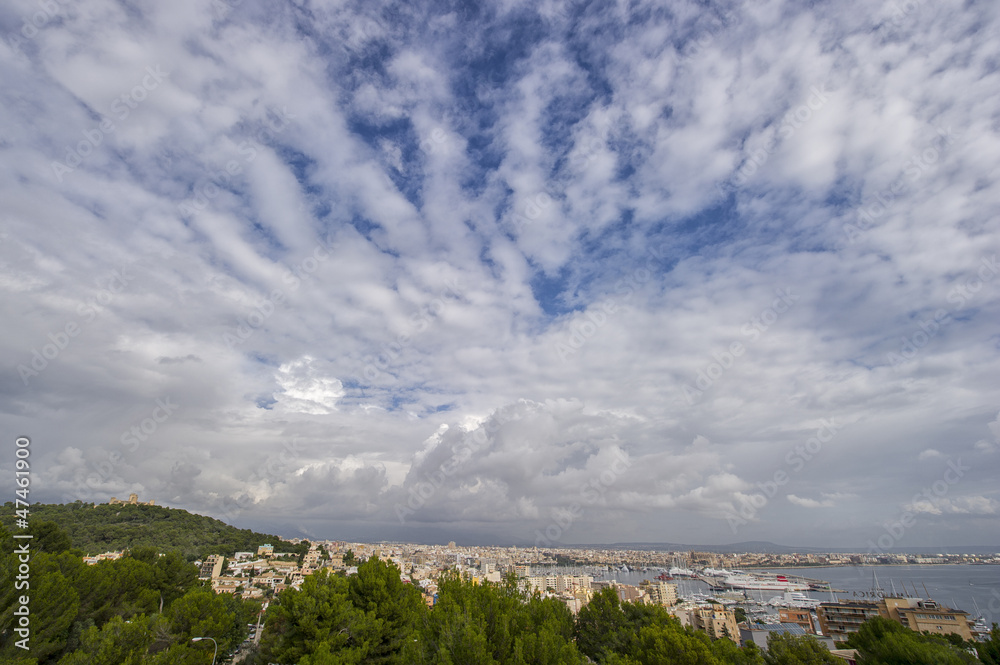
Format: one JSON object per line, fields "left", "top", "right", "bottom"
{"left": 2, "top": 0, "right": 999, "bottom": 547}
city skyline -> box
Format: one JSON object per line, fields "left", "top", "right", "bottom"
{"left": 3, "top": 0, "right": 1000, "bottom": 549}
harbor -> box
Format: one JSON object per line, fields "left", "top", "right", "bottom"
{"left": 531, "top": 562, "right": 997, "bottom": 639}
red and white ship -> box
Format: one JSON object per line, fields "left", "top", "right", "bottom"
{"left": 721, "top": 573, "right": 810, "bottom": 591}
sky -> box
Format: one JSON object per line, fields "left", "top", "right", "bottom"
{"left": 2, "top": 0, "right": 999, "bottom": 549}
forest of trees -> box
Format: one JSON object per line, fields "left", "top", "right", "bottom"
{"left": 2, "top": 509, "right": 998, "bottom": 664}
{"left": 0, "top": 502, "right": 307, "bottom": 560}
{"left": 0, "top": 521, "right": 259, "bottom": 663}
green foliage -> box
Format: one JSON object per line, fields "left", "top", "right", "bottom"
{"left": 574, "top": 586, "right": 728, "bottom": 664}
{"left": 631, "top": 621, "right": 719, "bottom": 665}
{"left": 27, "top": 570, "right": 81, "bottom": 662}
{"left": 0, "top": 522, "right": 254, "bottom": 665}
{"left": 260, "top": 558, "right": 424, "bottom": 664}
{"left": 763, "top": 632, "right": 838, "bottom": 665}
{"left": 408, "top": 570, "right": 583, "bottom": 664}
{"left": 30, "top": 521, "right": 75, "bottom": 554}
{"left": 164, "top": 587, "right": 252, "bottom": 653}
{"left": 978, "top": 623, "right": 1000, "bottom": 665}
{"left": 0, "top": 501, "right": 303, "bottom": 560}
{"left": 846, "top": 616, "right": 978, "bottom": 665}
{"left": 258, "top": 568, "right": 367, "bottom": 664}
{"left": 56, "top": 615, "right": 153, "bottom": 665}
{"left": 347, "top": 556, "right": 425, "bottom": 663}
{"left": 713, "top": 637, "right": 765, "bottom": 665}
{"left": 574, "top": 586, "right": 634, "bottom": 660}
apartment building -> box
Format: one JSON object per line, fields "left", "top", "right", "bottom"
{"left": 211, "top": 577, "right": 243, "bottom": 594}
{"left": 198, "top": 554, "right": 225, "bottom": 580}
{"left": 881, "top": 598, "right": 973, "bottom": 641}
{"left": 688, "top": 604, "right": 741, "bottom": 641}
{"left": 818, "top": 597, "right": 972, "bottom": 642}
{"left": 816, "top": 601, "right": 883, "bottom": 640}
{"left": 778, "top": 607, "right": 816, "bottom": 634}
{"left": 639, "top": 580, "right": 678, "bottom": 606}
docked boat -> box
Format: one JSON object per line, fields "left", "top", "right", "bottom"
{"left": 765, "top": 591, "right": 823, "bottom": 608}
{"left": 702, "top": 568, "right": 732, "bottom": 577}
{"left": 721, "top": 574, "right": 810, "bottom": 591}
{"left": 669, "top": 566, "right": 697, "bottom": 577}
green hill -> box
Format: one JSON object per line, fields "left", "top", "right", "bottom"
{"left": 0, "top": 501, "right": 307, "bottom": 560}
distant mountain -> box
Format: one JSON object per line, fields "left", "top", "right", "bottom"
{"left": 561, "top": 541, "right": 817, "bottom": 554}
{"left": 561, "top": 541, "right": 999, "bottom": 555}
{"left": 1, "top": 501, "right": 307, "bottom": 559}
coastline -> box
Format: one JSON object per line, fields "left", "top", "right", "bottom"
{"left": 741, "top": 563, "right": 999, "bottom": 570}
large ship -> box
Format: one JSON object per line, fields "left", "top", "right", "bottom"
{"left": 721, "top": 574, "right": 810, "bottom": 591}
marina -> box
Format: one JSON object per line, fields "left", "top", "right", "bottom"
{"left": 531, "top": 562, "right": 998, "bottom": 633}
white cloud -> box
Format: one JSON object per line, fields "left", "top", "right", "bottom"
{"left": 905, "top": 496, "right": 1000, "bottom": 516}
{"left": 2, "top": 0, "right": 999, "bottom": 547}
{"left": 788, "top": 494, "right": 835, "bottom": 509}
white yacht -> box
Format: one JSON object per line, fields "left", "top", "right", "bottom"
{"left": 765, "top": 591, "right": 823, "bottom": 608}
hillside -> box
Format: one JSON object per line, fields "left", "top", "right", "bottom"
{"left": 0, "top": 501, "right": 307, "bottom": 559}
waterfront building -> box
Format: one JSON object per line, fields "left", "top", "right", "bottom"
{"left": 818, "top": 596, "right": 973, "bottom": 642}
{"left": 639, "top": 580, "right": 678, "bottom": 606}
{"left": 880, "top": 597, "right": 973, "bottom": 641}
{"left": 778, "top": 607, "right": 816, "bottom": 634}
{"left": 816, "top": 601, "right": 883, "bottom": 640}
